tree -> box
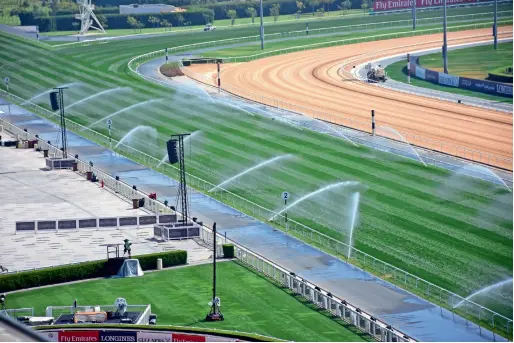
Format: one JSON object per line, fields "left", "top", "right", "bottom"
{"left": 245, "top": 7, "right": 257, "bottom": 23}
{"left": 202, "top": 10, "right": 214, "bottom": 24}
{"left": 148, "top": 16, "right": 160, "bottom": 28}
{"left": 306, "top": 0, "right": 319, "bottom": 15}
{"left": 160, "top": 19, "right": 172, "bottom": 31}
{"left": 95, "top": 12, "right": 108, "bottom": 29}
{"left": 361, "top": 0, "right": 369, "bottom": 12}
{"left": 176, "top": 14, "right": 185, "bottom": 26}
{"left": 341, "top": 0, "right": 351, "bottom": 14}
{"left": 323, "top": 0, "right": 334, "bottom": 14}
{"left": 295, "top": 1, "right": 304, "bottom": 18}
{"left": 127, "top": 16, "right": 137, "bottom": 31}
{"left": 136, "top": 20, "right": 145, "bottom": 32}
{"left": 127, "top": 16, "right": 142, "bottom": 32}
{"left": 226, "top": 9, "right": 237, "bottom": 26}
{"left": 269, "top": 3, "right": 280, "bottom": 23}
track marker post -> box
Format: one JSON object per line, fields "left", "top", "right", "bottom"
{"left": 407, "top": 53, "right": 411, "bottom": 84}
{"left": 371, "top": 110, "right": 376, "bottom": 136}
{"left": 217, "top": 61, "right": 221, "bottom": 93}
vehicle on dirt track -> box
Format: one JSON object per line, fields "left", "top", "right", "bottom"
{"left": 365, "top": 63, "right": 386, "bottom": 83}
{"left": 204, "top": 23, "right": 216, "bottom": 31}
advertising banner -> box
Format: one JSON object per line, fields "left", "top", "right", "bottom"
{"left": 100, "top": 331, "right": 137, "bottom": 342}
{"left": 415, "top": 65, "right": 426, "bottom": 80}
{"left": 425, "top": 69, "right": 439, "bottom": 83}
{"left": 59, "top": 331, "right": 100, "bottom": 342}
{"left": 438, "top": 72, "right": 459, "bottom": 87}
{"left": 373, "top": 0, "right": 483, "bottom": 11}
{"left": 171, "top": 333, "right": 206, "bottom": 342}
{"left": 137, "top": 332, "right": 172, "bottom": 342}
{"left": 459, "top": 77, "right": 513, "bottom": 97}
{"left": 496, "top": 83, "right": 513, "bottom": 97}
{"left": 43, "top": 331, "right": 59, "bottom": 342}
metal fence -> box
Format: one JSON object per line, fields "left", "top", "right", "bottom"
{"left": 199, "top": 227, "right": 414, "bottom": 342}
{"left": 0, "top": 308, "right": 34, "bottom": 319}
{"left": 0, "top": 111, "right": 511, "bottom": 337}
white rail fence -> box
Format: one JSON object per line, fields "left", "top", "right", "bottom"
{"left": 199, "top": 228, "right": 414, "bottom": 342}
{"left": 0, "top": 102, "right": 511, "bottom": 337}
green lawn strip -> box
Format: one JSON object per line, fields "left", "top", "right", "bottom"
{"left": 200, "top": 21, "right": 512, "bottom": 58}
{"left": 41, "top": 10, "right": 366, "bottom": 37}
{"left": 1, "top": 23, "right": 512, "bottom": 330}
{"left": 6, "top": 261, "right": 369, "bottom": 342}
{"left": 419, "top": 42, "right": 513, "bottom": 79}
{"left": 385, "top": 42, "right": 513, "bottom": 104}
{"left": 38, "top": 3, "right": 511, "bottom": 38}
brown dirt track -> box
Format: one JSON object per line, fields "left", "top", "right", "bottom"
{"left": 187, "top": 28, "right": 513, "bottom": 170}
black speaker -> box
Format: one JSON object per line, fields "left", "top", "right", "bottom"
{"left": 166, "top": 139, "right": 178, "bottom": 164}
{"left": 49, "top": 91, "right": 59, "bottom": 111}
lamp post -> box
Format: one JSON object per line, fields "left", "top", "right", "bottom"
{"left": 259, "top": 0, "right": 264, "bottom": 50}
{"left": 442, "top": 0, "right": 448, "bottom": 74}
{"left": 493, "top": 0, "right": 498, "bottom": 50}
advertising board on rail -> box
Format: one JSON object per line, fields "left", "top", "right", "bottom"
{"left": 41, "top": 330, "right": 244, "bottom": 343}
{"left": 408, "top": 55, "right": 513, "bottom": 97}
{"left": 373, "top": 0, "right": 487, "bottom": 11}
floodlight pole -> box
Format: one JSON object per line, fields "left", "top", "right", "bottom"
{"left": 206, "top": 222, "right": 223, "bottom": 321}
{"left": 442, "top": 0, "right": 448, "bottom": 74}
{"left": 259, "top": 0, "right": 265, "bottom": 50}
{"left": 171, "top": 133, "right": 190, "bottom": 223}
{"left": 212, "top": 222, "right": 217, "bottom": 305}
{"left": 54, "top": 87, "right": 68, "bottom": 158}
{"left": 493, "top": 0, "right": 498, "bottom": 50}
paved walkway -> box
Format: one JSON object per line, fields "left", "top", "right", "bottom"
{"left": 0, "top": 98, "right": 507, "bottom": 341}
{"left": 0, "top": 129, "right": 212, "bottom": 272}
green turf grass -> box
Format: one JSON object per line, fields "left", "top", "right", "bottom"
{"left": 5, "top": 262, "right": 370, "bottom": 342}
{"left": 386, "top": 42, "right": 513, "bottom": 103}
{"left": 0, "top": 13, "right": 511, "bottom": 330}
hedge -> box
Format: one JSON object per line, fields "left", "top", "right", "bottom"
{"left": 19, "top": 9, "right": 214, "bottom": 32}
{"left": 191, "top": 0, "right": 345, "bottom": 21}
{"left": 488, "top": 67, "right": 513, "bottom": 83}
{"left": 222, "top": 244, "right": 234, "bottom": 258}
{"left": 0, "top": 250, "right": 187, "bottom": 293}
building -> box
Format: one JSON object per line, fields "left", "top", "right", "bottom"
{"left": 119, "top": 4, "right": 185, "bottom": 15}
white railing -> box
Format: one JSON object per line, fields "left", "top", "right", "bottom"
{"left": 199, "top": 227, "right": 413, "bottom": 342}
{"left": 1, "top": 308, "right": 35, "bottom": 318}
{"left": 1, "top": 108, "right": 511, "bottom": 337}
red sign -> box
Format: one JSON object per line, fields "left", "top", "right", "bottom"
{"left": 373, "top": 0, "right": 483, "bottom": 11}
{"left": 171, "top": 333, "right": 206, "bottom": 342}
{"left": 59, "top": 331, "right": 100, "bottom": 342}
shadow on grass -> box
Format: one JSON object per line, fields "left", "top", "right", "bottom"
{"left": 233, "top": 260, "right": 374, "bottom": 342}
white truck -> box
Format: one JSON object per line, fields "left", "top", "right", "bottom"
{"left": 204, "top": 23, "right": 216, "bottom": 31}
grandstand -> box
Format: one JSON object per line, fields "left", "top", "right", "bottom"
{"left": 0, "top": 129, "right": 211, "bottom": 272}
